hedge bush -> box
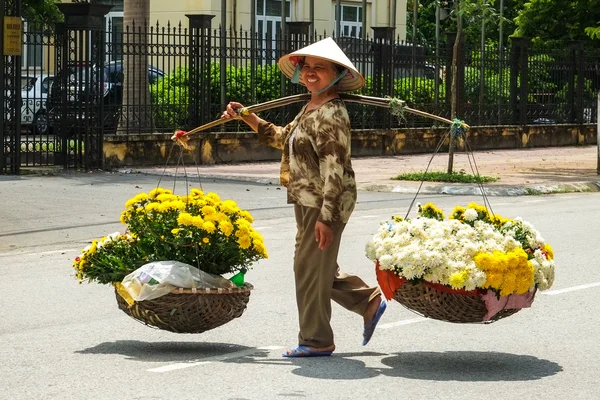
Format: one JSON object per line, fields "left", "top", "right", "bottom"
{"left": 151, "top": 63, "right": 282, "bottom": 129}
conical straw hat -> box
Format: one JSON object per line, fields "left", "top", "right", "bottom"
{"left": 278, "top": 37, "right": 365, "bottom": 92}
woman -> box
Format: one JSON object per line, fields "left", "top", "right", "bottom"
{"left": 221, "top": 37, "right": 386, "bottom": 358}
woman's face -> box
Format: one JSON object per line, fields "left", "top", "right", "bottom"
{"left": 301, "top": 56, "right": 339, "bottom": 94}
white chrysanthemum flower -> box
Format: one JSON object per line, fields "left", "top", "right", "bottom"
{"left": 364, "top": 207, "right": 554, "bottom": 292}
{"left": 365, "top": 241, "right": 377, "bottom": 260}
{"left": 379, "top": 254, "right": 394, "bottom": 269}
{"left": 463, "top": 208, "right": 478, "bottom": 222}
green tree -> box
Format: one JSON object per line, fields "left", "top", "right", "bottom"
{"left": 407, "top": 1, "right": 526, "bottom": 49}
{"left": 447, "top": 0, "right": 503, "bottom": 173}
{"left": 585, "top": 24, "right": 600, "bottom": 40}
{"left": 22, "top": 0, "right": 63, "bottom": 29}
{"left": 514, "top": 0, "right": 600, "bottom": 48}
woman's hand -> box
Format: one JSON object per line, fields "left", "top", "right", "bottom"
{"left": 221, "top": 101, "right": 245, "bottom": 120}
{"left": 315, "top": 221, "right": 333, "bottom": 250}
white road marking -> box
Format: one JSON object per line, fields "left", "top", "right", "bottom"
{"left": 378, "top": 317, "right": 427, "bottom": 329}
{"left": 354, "top": 215, "right": 382, "bottom": 220}
{"left": 542, "top": 282, "right": 600, "bottom": 296}
{"left": 251, "top": 225, "right": 273, "bottom": 230}
{"left": 147, "top": 346, "right": 284, "bottom": 373}
{"left": 0, "top": 249, "right": 77, "bottom": 257}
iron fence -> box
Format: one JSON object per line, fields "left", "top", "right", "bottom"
{"left": 19, "top": 20, "right": 600, "bottom": 150}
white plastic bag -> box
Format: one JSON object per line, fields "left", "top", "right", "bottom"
{"left": 121, "top": 261, "right": 236, "bottom": 302}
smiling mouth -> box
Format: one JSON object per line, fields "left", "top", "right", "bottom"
{"left": 306, "top": 78, "right": 318, "bottom": 83}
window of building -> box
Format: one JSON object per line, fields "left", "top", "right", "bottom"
{"left": 256, "top": 0, "right": 291, "bottom": 36}
{"left": 339, "top": 4, "right": 363, "bottom": 38}
{"left": 255, "top": 0, "right": 291, "bottom": 60}
{"left": 100, "top": 1, "right": 124, "bottom": 61}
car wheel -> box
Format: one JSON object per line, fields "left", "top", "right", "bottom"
{"left": 33, "top": 111, "right": 50, "bottom": 135}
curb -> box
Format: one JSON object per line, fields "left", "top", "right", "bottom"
{"left": 359, "top": 181, "right": 600, "bottom": 196}
{"left": 134, "top": 169, "right": 600, "bottom": 196}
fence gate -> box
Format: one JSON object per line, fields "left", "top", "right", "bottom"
{"left": 53, "top": 3, "right": 112, "bottom": 169}
{"left": 0, "top": 0, "right": 22, "bottom": 174}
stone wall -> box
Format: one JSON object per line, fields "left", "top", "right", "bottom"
{"left": 103, "top": 124, "right": 598, "bottom": 168}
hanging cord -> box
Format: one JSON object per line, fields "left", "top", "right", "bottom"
{"left": 156, "top": 141, "right": 178, "bottom": 190}
{"left": 463, "top": 137, "right": 496, "bottom": 219}
{"left": 404, "top": 129, "right": 451, "bottom": 220}
{"left": 157, "top": 140, "right": 205, "bottom": 198}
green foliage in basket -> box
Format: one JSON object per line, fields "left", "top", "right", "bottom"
{"left": 73, "top": 188, "right": 268, "bottom": 284}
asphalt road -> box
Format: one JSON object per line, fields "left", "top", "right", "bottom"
{"left": 1, "top": 172, "right": 599, "bottom": 400}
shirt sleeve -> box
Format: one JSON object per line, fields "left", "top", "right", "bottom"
{"left": 315, "top": 104, "right": 351, "bottom": 225}
{"left": 256, "top": 120, "right": 293, "bottom": 150}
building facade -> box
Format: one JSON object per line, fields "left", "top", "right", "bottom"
{"left": 99, "top": 0, "right": 407, "bottom": 40}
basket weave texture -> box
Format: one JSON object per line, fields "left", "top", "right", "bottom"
{"left": 393, "top": 280, "right": 520, "bottom": 323}
{"left": 114, "top": 283, "right": 253, "bottom": 333}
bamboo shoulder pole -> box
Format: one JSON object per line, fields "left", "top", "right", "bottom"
{"left": 172, "top": 93, "right": 468, "bottom": 149}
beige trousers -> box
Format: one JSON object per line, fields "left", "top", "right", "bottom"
{"left": 293, "top": 204, "right": 381, "bottom": 348}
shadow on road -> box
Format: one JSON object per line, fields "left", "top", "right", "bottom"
{"left": 75, "top": 340, "right": 253, "bottom": 363}
{"left": 236, "top": 350, "right": 561, "bottom": 382}
{"left": 76, "top": 342, "right": 562, "bottom": 382}
{"left": 379, "top": 351, "right": 562, "bottom": 381}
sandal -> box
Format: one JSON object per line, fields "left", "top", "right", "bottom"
{"left": 282, "top": 345, "right": 334, "bottom": 358}
{"left": 362, "top": 299, "right": 387, "bottom": 346}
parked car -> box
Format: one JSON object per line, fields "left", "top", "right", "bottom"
{"left": 48, "top": 61, "right": 164, "bottom": 133}
{"left": 102, "top": 60, "right": 165, "bottom": 131}
{"left": 21, "top": 73, "right": 54, "bottom": 135}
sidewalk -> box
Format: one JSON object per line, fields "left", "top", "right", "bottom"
{"left": 133, "top": 145, "right": 600, "bottom": 196}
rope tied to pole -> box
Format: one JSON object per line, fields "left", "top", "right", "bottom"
{"left": 387, "top": 96, "right": 408, "bottom": 123}
{"left": 451, "top": 118, "right": 469, "bottom": 138}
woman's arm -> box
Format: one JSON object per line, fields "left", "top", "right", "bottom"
{"left": 222, "top": 101, "right": 263, "bottom": 132}
{"left": 222, "top": 101, "right": 292, "bottom": 150}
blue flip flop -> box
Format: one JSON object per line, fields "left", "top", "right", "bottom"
{"left": 362, "top": 299, "right": 387, "bottom": 346}
{"left": 282, "top": 345, "right": 334, "bottom": 358}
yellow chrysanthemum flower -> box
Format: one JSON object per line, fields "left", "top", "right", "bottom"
{"left": 239, "top": 210, "right": 254, "bottom": 223}
{"left": 149, "top": 188, "right": 171, "bottom": 199}
{"left": 252, "top": 240, "right": 268, "bottom": 257}
{"left": 238, "top": 235, "right": 251, "bottom": 249}
{"left": 448, "top": 270, "right": 469, "bottom": 289}
{"left": 202, "top": 237, "right": 210, "bottom": 244}
{"left": 191, "top": 216, "right": 204, "bottom": 228}
{"left": 190, "top": 188, "right": 204, "bottom": 198}
{"left": 201, "top": 205, "right": 216, "bottom": 215}
{"left": 249, "top": 230, "right": 264, "bottom": 241}
{"left": 177, "top": 212, "right": 194, "bottom": 226}
{"left": 145, "top": 203, "right": 159, "bottom": 213}
{"left": 219, "top": 200, "right": 239, "bottom": 214}
{"left": 205, "top": 192, "right": 221, "bottom": 205}
{"left": 202, "top": 221, "right": 216, "bottom": 234}
{"left": 543, "top": 243, "right": 554, "bottom": 260}
{"left": 219, "top": 220, "right": 234, "bottom": 236}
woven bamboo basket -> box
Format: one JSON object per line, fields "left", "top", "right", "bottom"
{"left": 393, "top": 280, "right": 521, "bottom": 323}
{"left": 114, "top": 283, "right": 253, "bottom": 333}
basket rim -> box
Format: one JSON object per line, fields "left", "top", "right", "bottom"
{"left": 170, "top": 282, "right": 254, "bottom": 295}
{"left": 112, "top": 281, "right": 254, "bottom": 295}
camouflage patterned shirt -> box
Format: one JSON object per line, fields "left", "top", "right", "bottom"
{"left": 257, "top": 99, "right": 357, "bottom": 224}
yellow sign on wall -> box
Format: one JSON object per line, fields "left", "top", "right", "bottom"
{"left": 3, "top": 16, "right": 22, "bottom": 56}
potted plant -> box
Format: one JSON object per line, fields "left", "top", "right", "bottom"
{"left": 366, "top": 202, "right": 555, "bottom": 323}
{"left": 73, "top": 187, "right": 268, "bottom": 333}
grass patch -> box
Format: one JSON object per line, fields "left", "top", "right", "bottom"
{"left": 392, "top": 170, "right": 498, "bottom": 183}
